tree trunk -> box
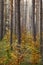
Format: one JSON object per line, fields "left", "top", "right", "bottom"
{"left": 35, "top": 0, "right": 40, "bottom": 34}
{"left": 14, "top": 0, "right": 16, "bottom": 35}
{"left": 40, "top": 0, "right": 43, "bottom": 64}
{"left": 10, "top": 0, "right": 13, "bottom": 50}
{"left": 0, "top": 0, "right": 4, "bottom": 40}
{"left": 17, "top": 0, "right": 21, "bottom": 44}
{"left": 32, "top": 0, "right": 36, "bottom": 41}
{"left": 25, "top": 0, "right": 27, "bottom": 32}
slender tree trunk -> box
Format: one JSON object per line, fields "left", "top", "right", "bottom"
{"left": 35, "top": 0, "right": 40, "bottom": 34}
{"left": 17, "top": 0, "right": 21, "bottom": 44}
{"left": 20, "top": 0, "right": 24, "bottom": 33}
{"left": 10, "top": 0, "right": 13, "bottom": 50}
{"left": 0, "top": 0, "right": 4, "bottom": 40}
{"left": 32, "top": 0, "right": 36, "bottom": 41}
{"left": 14, "top": 0, "right": 16, "bottom": 35}
{"left": 40, "top": 0, "right": 43, "bottom": 64}
{"left": 25, "top": 0, "right": 27, "bottom": 32}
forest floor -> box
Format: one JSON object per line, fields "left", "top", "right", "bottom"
{"left": 0, "top": 31, "right": 42, "bottom": 65}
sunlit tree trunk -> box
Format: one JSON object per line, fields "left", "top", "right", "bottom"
{"left": 25, "top": 0, "right": 27, "bottom": 32}
{"left": 32, "top": 0, "right": 36, "bottom": 41}
{"left": 35, "top": 0, "right": 40, "bottom": 34}
{"left": 40, "top": 0, "right": 43, "bottom": 64}
{"left": 20, "top": 0, "right": 24, "bottom": 33}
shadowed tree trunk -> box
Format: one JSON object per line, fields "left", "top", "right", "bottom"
{"left": 0, "top": 0, "right": 4, "bottom": 40}
{"left": 40, "top": 0, "right": 43, "bottom": 64}
{"left": 10, "top": 0, "right": 13, "bottom": 50}
{"left": 32, "top": 0, "right": 36, "bottom": 41}
{"left": 17, "top": 0, "right": 21, "bottom": 44}
{"left": 14, "top": 0, "right": 16, "bottom": 35}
